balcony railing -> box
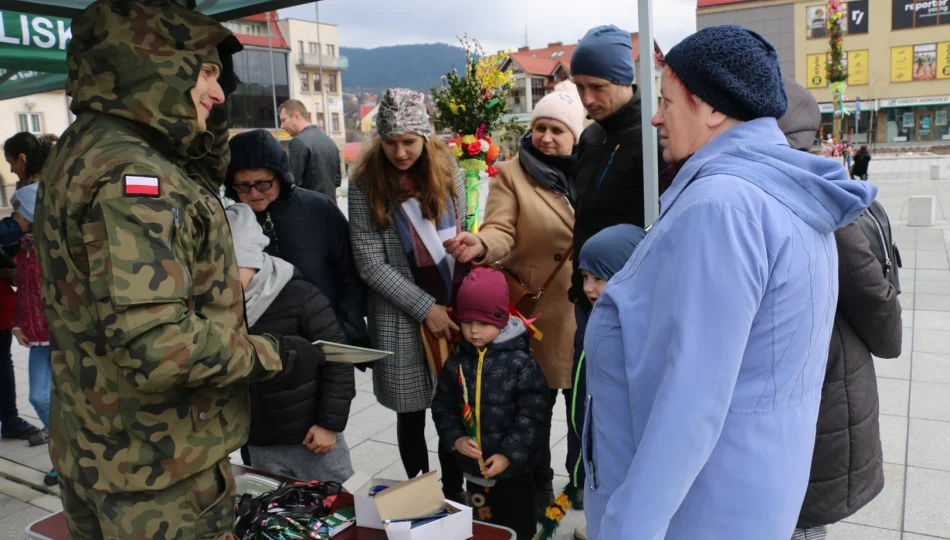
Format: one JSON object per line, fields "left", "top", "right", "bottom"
{"left": 296, "top": 54, "right": 349, "bottom": 70}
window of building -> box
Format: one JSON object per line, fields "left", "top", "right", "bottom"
{"left": 17, "top": 112, "right": 42, "bottom": 135}
{"left": 332, "top": 112, "right": 341, "bottom": 132}
{"left": 309, "top": 42, "right": 319, "bottom": 54}
{"left": 326, "top": 44, "right": 336, "bottom": 57}
{"left": 328, "top": 74, "right": 338, "bottom": 93}
{"left": 299, "top": 72, "right": 309, "bottom": 92}
{"left": 508, "top": 76, "right": 526, "bottom": 114}
{"left": 229, "top": 49, "right": 290, "bottom": 130}
{"left": 531, "top": 77, "right": 547, "bottom": 109}
{"left": 313, "top": 73, "right": 322, "bottom": 92}
{"left": 316, "top": 112, "right": 326, "bottom": 130}
{"left": 298, "top": 41, "right": 304, "bottom": 55}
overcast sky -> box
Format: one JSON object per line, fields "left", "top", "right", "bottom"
{"left": 278, "top": 0, "right": 698, "bottom": 53}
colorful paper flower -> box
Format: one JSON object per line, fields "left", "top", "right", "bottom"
{"left": 467, "top": 141, "right": 482, "bottom": 156}
{"left": 486, "top": 145, "right": 499, "bottom": 163}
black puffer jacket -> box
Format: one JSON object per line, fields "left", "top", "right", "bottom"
{"left": 248, "top": 274, "right": 354, "bottom": 446}
{"left": 797, "top": 220, "right": 902, "bottom": 528}
{"left": 432, "top": 319, "right": 550, "bottom": 480}
{"left": 226, "top": 129, "right": 369, "bottom": 346}
{"left": 570, "top": 88, "right": 664, "bottom": 312}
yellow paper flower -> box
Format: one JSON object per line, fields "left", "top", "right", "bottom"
{"left": 453, "top": 145, "right": 463, "bottom": 157}
{"left": 555, "top": 494, "right": 570, "bottom": 509}
{"left": 545, "top": 506, "right": 565, "bottom": 521}
{"left": 461, "top": 135, "right": 477, "bottom": 144}
{"left": 449, "top": 102, "right": 460, "bottom": 114}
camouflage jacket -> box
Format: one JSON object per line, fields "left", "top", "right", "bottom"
{"left": 34, "top": 0, "right": 283, "bottom": 493}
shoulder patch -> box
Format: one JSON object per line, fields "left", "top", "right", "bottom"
{"left": 124, "top": 175, "right": 160, "bottom": 197}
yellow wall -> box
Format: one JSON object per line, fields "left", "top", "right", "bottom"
{"left": 794, "top": 0, "right": 949, "bottom": 102}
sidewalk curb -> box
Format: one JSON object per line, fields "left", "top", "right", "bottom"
{"left": 0, "top": 456, "right": 59, "bottom": 498}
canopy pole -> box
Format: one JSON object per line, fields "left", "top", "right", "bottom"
{"left": 314, "top": 0, "right": 328, "bottom": 132}
{"left": 266, "top": 11, "right": 279, "bottom": 131}
{"left": 638, "top": 0, "right": 659, "bottom": 226}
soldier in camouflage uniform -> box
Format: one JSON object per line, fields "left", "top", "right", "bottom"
{"left": 33, "top": 1, "right": 321, "bottom": 538}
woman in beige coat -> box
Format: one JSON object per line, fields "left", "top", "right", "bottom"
{"left": 444, "top": 81, "right": 586, "bottom": 515}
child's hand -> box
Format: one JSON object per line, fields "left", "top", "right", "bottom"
{"left": 12, "top": 329, "right": 30, "bottom": 349}
{"left": 481, "top": 454, "right": 510, "bottom": 478}
{"left": 454, "top": 437, "right": 482, "bottom": 459}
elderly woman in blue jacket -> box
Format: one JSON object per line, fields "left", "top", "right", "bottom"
{"left": 581, "top": 25, "right": 877, "bottom": 540}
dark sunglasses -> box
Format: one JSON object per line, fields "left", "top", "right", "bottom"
{"left": 233, "top": 178, "right": 277, "bottom": 194}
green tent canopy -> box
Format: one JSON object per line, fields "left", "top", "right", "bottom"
{"left": 2, "top": 0, "right": 321, "bottom": 22}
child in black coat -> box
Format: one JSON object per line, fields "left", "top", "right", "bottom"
{"left": 431, "top": 267, "right": 550, "bottom": 539}
{"left": 227, "top": 203, "right": 356, "bottom": 484}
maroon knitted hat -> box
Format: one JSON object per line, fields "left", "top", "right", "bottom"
{"left": 455, "top": 267, "right": 510, "bottom": 329}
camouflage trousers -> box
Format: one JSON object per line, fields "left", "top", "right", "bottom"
{"left": 58, "top": 459, "right": 237, "bottom": 540}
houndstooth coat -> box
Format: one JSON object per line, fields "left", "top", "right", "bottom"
{"left": 348, "top": 170, "right": 466, "bottom": 413}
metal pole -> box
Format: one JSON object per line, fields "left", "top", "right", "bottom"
{"left": 266, "top": 11, "right": 279, "bottom": 131}
{"left": 314, "top": 0, "right": 328, "bottom": 132}
{"left": 638, "top": 0, "right": 659, "bottom": 226}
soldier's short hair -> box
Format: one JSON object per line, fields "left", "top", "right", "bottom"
{"left": 279, "top": 100, "right": 311, "bottom": 122}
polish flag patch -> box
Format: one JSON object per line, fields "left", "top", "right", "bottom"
{"left": 124, "top": 175, "right": 160, "bottom": 197}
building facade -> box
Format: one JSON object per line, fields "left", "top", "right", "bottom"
{"left": 276, "top": 18, "right": 348, "bottom": 150}
{"left": 697, "top": 0, "right": 950, "bottom": 145}
{"left": 223, "top": 12, "right": 291, "bottom": 135}
{"left": 0, "top": 88, "right": 71, "bottom": 204}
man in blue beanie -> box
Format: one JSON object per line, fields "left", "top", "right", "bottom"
{"left": 569, "top": 24, "right": 659, "bottom": 315}
{"left": 551, "top": 25, "right": 662, "bottom": 522}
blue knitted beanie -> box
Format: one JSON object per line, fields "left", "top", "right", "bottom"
{"left": 664, "top": 25, "right": 787, "bottom": 121}
{"left": 571, "top": 25, "right": 635, "bottom": 86}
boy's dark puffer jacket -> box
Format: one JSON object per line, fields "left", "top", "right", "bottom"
{"left": 432, "top": 318, "right": 550, "bottom": 480}
{"left": 248, "top": 273, "right": 354, "bottom": 446}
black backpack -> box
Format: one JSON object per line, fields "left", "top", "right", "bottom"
{"left": 855, "top": 199, "right": 902, "bottom": 294}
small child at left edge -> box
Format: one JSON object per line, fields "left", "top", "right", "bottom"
{"left": 432, "top": 266, "right": 550, "bottom": 539}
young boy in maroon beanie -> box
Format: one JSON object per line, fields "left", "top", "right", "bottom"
{"left": 431, "top": 267, "right": 550, "bottom": 538}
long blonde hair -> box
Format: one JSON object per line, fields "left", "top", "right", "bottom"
{"left": 353, "top": 136, "right": 457, "bottom": 230}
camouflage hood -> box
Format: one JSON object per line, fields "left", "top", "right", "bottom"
{"left": 66, "top": 0, "right": 242, "bottom": 159}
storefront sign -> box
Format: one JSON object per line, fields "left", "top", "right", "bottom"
{"left": 891, "top": 45, "right": 914, "bottom": 82}
{"left": 807, "top": 53, "right": 827, "bottom": 88}
{"left": 913, "top": 43, "right": 938, "bottom": 80}
{"left": 882, "top": 95, "right": 950, "bottom": 107}
{"left": 938, "top": 41, "right": 950, "bottom": 79}
{"left": 891, "top": 0, "right": 950, "bottom": 30}
{"left": 849, "top": 49, "right": 869, "bottom": 85}
{"left": 818, "top": 100, "right": 877, "bottom": 113}
{"left": 0, "top": 11, "right": 71, "bottom": 74}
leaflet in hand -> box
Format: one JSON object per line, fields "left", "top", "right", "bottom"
{"left": 314, "top": 341, "right": 393, "bottom": 364}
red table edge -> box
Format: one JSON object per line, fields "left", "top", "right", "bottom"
{"left": 26, "top": 463, "right": 517, "bottom": 540}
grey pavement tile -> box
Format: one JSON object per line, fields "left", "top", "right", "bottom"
{"left": 913, "top": 311, "right": 950, "bottom": 331}
{"left": 915, "top": 294, "right": 950, "bottom": 313}
{"left": 913, "top": 353, "right": 950, "bottom": 385}
{"left": 915, "top": 330, "right": 950, "bottom": 354}
{"left": 875, "top": 357, "right": 909, "bottom": 380}
{"left": 0, "top": 494, "right": 31, "bottom": 520}
{"left": 910, "top": 382, "right": 950, "bottom": 422}
{"left": 916, "top": 281, "right": 950, "bottom": 295}
{"left": 904, "top": 280, "right": 917, "bottom": 293}
{"left": 879, "top": 414, "right": 908, "bottom": 466}
{"left": 904, "top": 535, "right": 950, "bottom": 540}
{"left": 917, "top": 229, "right": 949, "bottom": 243}
{"left": 0, "top": 505, "right": 49, "bottom": 540}
{"left": 908, "top": 418, "right": 950, "bottom": 472}
{"left": 916, "top": 269, "right": 950, "bottom": 282}
{"left": 916, "top": 242, "right": 949, "bottom": 251}
{"left": 904, "top": 466, "right": 950, "bottom": 538}
{"left": 349, "top": 390, "right": 378, "bottom": 416}
{"left": 901, "top": 269, "right": 917, "bottom": 283}
{"left": 826, "top": 523, "right": 900, "bottom": 540}
{"left": 917, "top": 251, "right": 950, "bottom": 270}
{"left": 841, "top": 463, "right": 904, "bottom": 530}
{"left": 904, "top": 296, "right": 917, "bottom": 311}
{"left": 22, "top": 452, "right": 51, "bottom": 474}
{"left": 0, "top": 477, "right": 42, "bottom": 505}
{"left": 347, "top": 440, "right": 401, "bottom": 478}
{"left": 29, "top": 495, "right": 62, "bottom": 513}
{"left": 373, "top": 451, "right": 442, "bottom": 483}
{"left": 876, "top": 378, "right": 910, "bottom": 417}
{"left": 903, "top": 250, "right": 918, "bottom": 269}
{"left": 342, "top": 404, "right": 394, "bottom": 448}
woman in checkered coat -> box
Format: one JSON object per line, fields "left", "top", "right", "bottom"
{"left": 348, "top": 89, "right": 466, "bottom": 495}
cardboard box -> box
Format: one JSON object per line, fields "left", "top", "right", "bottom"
{"left": 354, "top": 471, "right": 473, "bottom": 540}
